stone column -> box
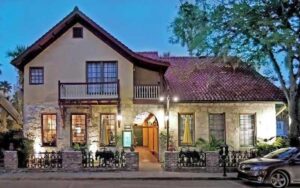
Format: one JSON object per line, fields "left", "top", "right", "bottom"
{"left": 62, "top": 151, "right": 82, "bottom": 171}
{"left": 4, "top": 151, "right": 18, "bottom": 170}
{"left": 164, "top": 151, "right": 178, "bottom": 171}
{"left": 125, "top": 152, "right": 139, "bottom": 171}
{"left": 206, "top": 151, "right": 221, "bottom": 173}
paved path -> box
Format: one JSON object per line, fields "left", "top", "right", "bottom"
{"left": 135, "top": 147, "right": 161, "bottom": 171}
{"left": 1, "top": 179, "right": 299, "bottom": 188}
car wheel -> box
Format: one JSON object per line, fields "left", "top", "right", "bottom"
{"left": 270, "top": 171, "right": 289, "bottom": 188}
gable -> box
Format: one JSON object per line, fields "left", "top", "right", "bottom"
{"left": 11, "top": 7, "right": 169, "bottom": 72}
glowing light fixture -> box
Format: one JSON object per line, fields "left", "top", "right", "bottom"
{"left": 159, "top": 96, "right": 165, "bottom": 102}
{"left": 117, "top": 114, "right": 122, "bottom": 121}
{"left": 173, "top": 96, "right": 179, "bottom": 102}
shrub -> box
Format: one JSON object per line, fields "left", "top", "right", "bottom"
{"left": 256, "top": 137, "right": 289, "bottom": 156}
{"left": 195, "top": 136, "right": 224, "bottom": 151}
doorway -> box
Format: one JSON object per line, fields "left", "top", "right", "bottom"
{"left": 133, "top": 112, "right": 160, "bottom": 171}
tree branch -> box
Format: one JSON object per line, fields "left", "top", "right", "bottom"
{"left": 268, "top": 49, "right": 289, "bottom": 99}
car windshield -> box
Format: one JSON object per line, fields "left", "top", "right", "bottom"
{"left": 264, "top": 148, "right": 298, "bottom": 160}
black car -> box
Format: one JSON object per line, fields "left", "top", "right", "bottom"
{"left": 238, "top": 147, "right": 300, "bottom": 188}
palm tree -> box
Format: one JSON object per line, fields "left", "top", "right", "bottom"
{"left": 7, "top": 45, "right": 27, "bottom": 59}
{"left": 6, "top": 45, "right": 27, "bottom": 116}
{"left": 7, "top": 45, "right": 27, "bottom": 86}
{"left": 0, "top": 81, "right": 12, "bottom": 95}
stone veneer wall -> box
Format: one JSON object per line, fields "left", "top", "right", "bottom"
{"left": 24, "top": 102, "right": 276, "bottom": 161}
{"left": 4, "top": 151, "right": 18, "bottom": 170}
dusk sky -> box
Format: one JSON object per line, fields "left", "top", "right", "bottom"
{"left": 0, "top": 0, "right": 187, "bottom": 86}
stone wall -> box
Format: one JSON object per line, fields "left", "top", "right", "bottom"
{"left": 124, "top": 152, "right": 139, "bottom": 171}
{"left": 23, "top": 102, "right": 276, "bottom": 160}
{"left": 4, "top": 151, "right": 18, "bottom": 170}
{"left": 164, "top": 151, "right": 222, "bottom": 173}
{"left": 62, "top": 151, "right": 82, "bottom": 171}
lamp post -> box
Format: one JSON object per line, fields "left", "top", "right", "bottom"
{"left": 160, "top": 95, "right": 178, "bottom": 151}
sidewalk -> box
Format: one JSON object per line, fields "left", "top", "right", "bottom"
{"left": 0, "top": 171, "right": 238, "bottom": 180}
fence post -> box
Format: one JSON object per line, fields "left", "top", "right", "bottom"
{"left": 4, "top": 151, "right": 18, "bottom": 170}
{"left": 164, "top": 151, "right": 178, "bottom": 171}
{"left": 206, "top": 151, "right": 221, "bottom": 173}
{"left": 125, "top": 152, "right": 139, "bottom": 171}
{"left": 62, "top": 150, "right": 82, "bottom": 171}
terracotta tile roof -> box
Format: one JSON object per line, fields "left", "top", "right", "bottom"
{"left": 137, "top": 52, "right": 285, "bottom": 102}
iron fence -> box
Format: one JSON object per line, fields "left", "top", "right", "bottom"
{"left": 178, "top": 148, "right": 206, "bottom": 167}
{"left": 219, "top": 150, "right": 258, "bottom": 167}
{"left": 26, "top": 151, "right": 62, "bottom": 169}
{"left": 82, "top": 148, "right": 126, "bottom": 168}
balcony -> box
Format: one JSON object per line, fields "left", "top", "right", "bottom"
{"left": 134, "top": 84, "right": 160, "bottom": 100}
{"left": 59, "top": 81, "right": 119, "bottom": 104}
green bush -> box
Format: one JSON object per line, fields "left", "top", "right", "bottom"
{"left": 256, "top": 137, "right": 289, "bottom": 156}
{"left": 195, "top": 136, "right": 224, "bottom": 151}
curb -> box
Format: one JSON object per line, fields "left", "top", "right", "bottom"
{"left": 0, "top": 177, "right": 239, "bottom": 181}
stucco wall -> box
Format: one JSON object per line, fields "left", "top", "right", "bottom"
{"left": 23, "top": 23, "right": 134, "bottom": 105}
{"left": 134, "top": 66, "right": 161, "bottom": 85}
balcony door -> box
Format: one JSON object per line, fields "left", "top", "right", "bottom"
{"left": 86, "top": 61, "right": 117, "bottom": 95}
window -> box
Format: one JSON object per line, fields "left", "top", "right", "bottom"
{"left": 86, "top": 61, "right": 117, "bottom": 94}
{"left": 41, "top": 114, "right": 57, "bottom": 146}
{"left": 100, "top": 114, "right": 117, "bottom": 146}
{"left": 29, "top": 67, "right": 44, "bottom": 84}
{"left": 71, "top": 114, "right": 87, "bottom": 145}
{"left": 73, "top": 27, "right": 83, "bottom": 38}
{"left": 209, "top": 113, "right": 225, "bottom": 142}
{"left": 239, "top": 114, "right": 255, "bottom": 146}
{"left": 178, "top": 113, "right": 194, "bottom": 146}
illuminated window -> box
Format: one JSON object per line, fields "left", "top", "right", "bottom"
{"left": 239, "top": 114, "right": 255, "bottom": 146}
{"left": 29, "top": 67, "right": 44, "bottom": 85}
{"left": 71, "top": 114, "right": 87, "bottom": 145}
{"left": 100, "top": 114, "right": 116, "bottom": 146}
{"left": 42, "top": 114, "right": 57, "bottom": 146}
{"left": 178, "top": 113, "right": 194, "bottom": 146}
{"left": 209, "top": 113, "right": 225, "bottom": 142}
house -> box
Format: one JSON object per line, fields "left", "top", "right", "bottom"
{"left": 11, "top": 7, "right": 284, "bottom": 162}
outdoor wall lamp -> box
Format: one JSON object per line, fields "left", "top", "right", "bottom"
{"left": 117, "top": 114, "right": 122, "bottom": 128}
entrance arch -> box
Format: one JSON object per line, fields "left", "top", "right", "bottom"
{"left": 133, "top": 112, "right": 160, "bottom": 167}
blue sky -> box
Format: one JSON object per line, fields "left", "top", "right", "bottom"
{"left": 0, "top": 0, "right": 187, "bottom": 85}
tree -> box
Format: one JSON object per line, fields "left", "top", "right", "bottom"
{"left": 170, "top": 0, "right": 300, "bottom": 145}
{"left": 0, "top": 81, "right": 12, "bottom": 96}
{"left": 7, "top": 45, "right": 27, "bottom": 86}
{"left": 6, "top": 45, "right": 27, "bottom": 116}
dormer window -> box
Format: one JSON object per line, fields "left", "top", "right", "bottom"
{"left": 73, "top": 27, "right": 83, "bottom": 38}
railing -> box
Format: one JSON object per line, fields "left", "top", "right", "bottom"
{"left": 26, "top": 151, "right": 62, "bottom": 169}
{"left": 178, "top": 148, "right": 206, "bottom": 167}
{"left": 134, "top": 84, "right": 160, "bottom": 100}
{"left": 59, "top": 81, "right": 119, "bottom": 100}
{"left": 82, "top": 149, "right": 126, "bottom": 168}
{"left": 219, "top": 150, "right": 258, "bottom": 167}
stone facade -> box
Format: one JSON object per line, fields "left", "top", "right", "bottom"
{"left": 4, "top": 151, "right": 18, "bottom": 170}
{"left": 23, "top": 102, "right": 276, "bottom": 162}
